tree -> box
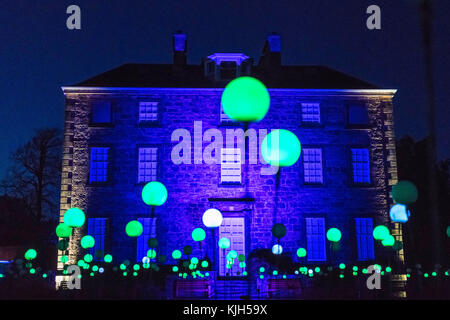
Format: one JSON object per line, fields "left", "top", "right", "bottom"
{"left": 0, "top": 128, "right": 62, "bottom": 222}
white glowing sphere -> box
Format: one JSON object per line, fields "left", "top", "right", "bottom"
{"left": 202, "top": 208, "right": 223, "bottom": 228}
{"left": 272, "top": 244, "right": 283, "bottom": 255}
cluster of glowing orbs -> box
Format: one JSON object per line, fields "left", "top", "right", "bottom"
{"left": 261, "top": 129, "right": 301, "bottom": 167}
{"left": 56, "top": 223, "right": 73, "bottom": 238}
{"left": 63, "top": 208, "right": 85, "bottom": 228}
{"left": 389, "top": 204, "right": 410, "bottom": 223}
{"left": 326, "top": 228, "right": 342, "bottom": 242}
{"left": 202, "top": 208, "right": 223, "bottom": 228}
{"left": 272, "top": 244, "right": 283, "bottom": 255}
{"left": 80, "top": 235, "right": 95, "bottom": 249}
{"left": 192, "top": 228, "right": 206, "bottom": 242}
{"left": 391, "top": 180, "right": 418, "bottom": 205}
{"left": 24, "top": 249, "right": 37, "bottom": 261}
{"left": 373, "top": 225, "right": 390, "bottom": 241}
{"left": 221, "top": 76, "right": 270, "bottom": 123}
{"left": 141, "top": 181, "right": 168, "bottom": 206}
{"left": 218, "top": 237, "right": 231, "bottom": 249}
{"left": 271, "top": 223, "right": 287, "bottom": 239}
{"left": 172, "top": 250, "right": 182, "bottom": 260}
{"left": 297, "top": 248, "right": 307, "bottom": 258}
{"left": 382, "top": 235, "right": 395, "bottom": 247}
{"left": 125, "top": 220, "right": 143, "bottom": 237}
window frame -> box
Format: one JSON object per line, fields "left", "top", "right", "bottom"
{"left": 349, "top": 147, "right": 372, "bottom": 186}
{"left": 137, "top": 101, "right": 161, "bottom": 127}
{"left": 137, "top": 146, "right": 159, "bottom": 184}
{"left": 87, "top": 217, "right": 109, "bottom": 261}
{"left": 305, "top": 217, "right": 327, "bottom": 262}
{"left": 88, "top": 146, "right": 112, "bottom": 185}
{"left": 302, "top": 147, "right": 325, "bottom": 185}
{"left": 220, "top": 147, "right": 242, "bottom": 186}
{"left": 346, "top": 103, "right": 370, "bottom": 129}
{"left": 89, "top": 100, "right": 113, "bottom": 127}
{"left": 354, "top": 217, "right": 375, "bottom": 262}
{"left": 300, "top": 102, "right": 322, "bottom": 127}
{"left": 136, "top": 217, "right": 157, "bottom": 263}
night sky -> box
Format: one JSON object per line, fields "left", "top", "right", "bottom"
{"left": 1, "top": 0, "right": 449, "bottom": 177}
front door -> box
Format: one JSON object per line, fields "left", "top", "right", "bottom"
{"left": 218, "top": 217, "right": 246, "bottom": 276}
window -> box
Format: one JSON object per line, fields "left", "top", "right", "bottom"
{"left": 306, "top": 218, "right": 326, "bottom": 261}
{"left": 137, "top": 218, "right": 156, "bottom": 262}
{"left": 348, "top": 105, "right": 369, "bottom": 126}
{"left": 220, "top": 61, "right": 237, "bottom": 79}
{"left": 87, "top": 218, "right": 107, "bottom": 260}
{"left": 91, "top": 101, "right": 111, "bottom": 124}
{"left": 139, "top": 102, "right": 158, "bottom": 122}
{"left": 355, "top": 218, "right": 375, "bottom": 261}
{"left": 303, "top": 148, "right": 323, "bottom": 184}
{"left": 301, "top": 103, "right": 321, "bottom": 124}
{"left": 89, "top": 147, "right": 109, "bottom": 183}
{"left": 138, "top": 147, "right": 158, "bottom": 183}
{"left": 221, "top": 148, "right": 241, "bottom": 184}
{"left": 351, "top": 148, "right": 371, "bottom": 184}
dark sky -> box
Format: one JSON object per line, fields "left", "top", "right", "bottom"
{"left": 1, "top": 0, "right": 449, "bottom": 177}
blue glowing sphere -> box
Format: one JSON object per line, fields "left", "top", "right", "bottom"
{"left": 389, "top": 204, "right": 410, "bottom": 223}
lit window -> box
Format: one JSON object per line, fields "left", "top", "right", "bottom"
{"left": 88, "top": 218, "right": 107, "bottom": 261}
{"left": 221, "top": 148, "right": 241, "bottom": 184}
{"left": 89, "top": 147, "right": 109, "bottom": 183}
{"left": 138, "top": 148, "right": 158, "bottom": 183}
{"left": 303, "top": 148, "right": 323, "bottom": 184}
{"left": 301, "top": 103, "right": 320, "bottom": 124}
{"left": 355, "top": 218, "right": 375, "bottom": 261}
{"left": 139, "top": 102, "right": 158, "bottom": 122}
{"left": 348, "top": 105, "right": 369, "bottom": 126}
{"left": 351, "top": 148, "right": 370, "bottom": 184}
{"left": 91, "top": 101, "right": 111, "bottom": 124}
{"left": 137, "top": 218, "right": 156, "bottom": 262}
{"left": 306, "top": 218, "right": 326, "bottom": 261}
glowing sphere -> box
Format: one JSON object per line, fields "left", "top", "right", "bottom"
{"left": 201, "top": 260, "right": 209, "bottom": 268}
{"left": 24, "top": 249, "right": 37, "bottom": 261}
{"left": 238, "top": 254, "right": 245, "bottom": 262}
{"left": 297, "top": 248, "right": 307, "bottom": 258}
{"left": 57, "top": 239, "right": 69, "bottom": 251}
{"left": 447, "top": 226, "right": 450, "bottom": 238}
{"left": 84, "top": 254, "right": 93, "bottom": 263}
{"left": 202, "top": 209, "right": 223, "bottom": 228}
{"left": 80, "top": 235, "right": 95, "bottom": 249}
{"left": 218, "top": 237, "right": 231, "bottom": 249}
{"left": 191, "top": 257, "right": 199, "bottom": 265}
{"left": 392, "top": 181, "right": 418, "bottom": 204}
{"left": 192, "top": 228, "right": 206, "bottom": 242}
{"left": 261, "top": 129, "right": 301, "bottom": 167}
{"left": 104, "top": 254, "right": 113, "bottom": 263}
{"left": 125, "top": 220, "right": 143, "bottom": 237}
{"left": 183, "top": 245, "right": 193, "bottom": 256}
{"left": 56, "top": 223, "right": 73, "bottom": 238}
{"left": 221, "top": 76, "right": 270, "bottom": 122}
{"left": 272, "top": 244, "right": 283, "bottom": 255}
{"left": 148, "top": 238, "right": 158, "bottom": 248}
{"left": 326, "top": 228, "right": 342, "bottom": 242}
{"left": 272, "top": 223, "right": 287, "bottom": 239}
{"left": 382, "top": 235, "right": 395, "bottom": 247}
{"left": 228, "top": 250, "right": 238, "bottom": 259}
{"left": 147, "top": 249, "right": 156, "bottom": 259}
{"left": 389, "top": 204, "right": 410, "bottom": 223}
{"left": 373, "top": 225, "right": 390, "bottom": 241}
{"left": 63, "top": 208, "right": 85, "bottom": 228}
{"left": 141, "top": 181, "right": 168, "bottom": 206}
{"left": 172, "top": 250, "right": 182, "bottom": 260}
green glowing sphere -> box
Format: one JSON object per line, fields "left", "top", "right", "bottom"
{"left": 259, "top": 267, "right": 265, "bottom": 273}
{"left": 84, "top": 254, "right": 93, "bottom": 263}
{"left": 191, "top": 257, "right": 199, "bottom": 265}
{"left": 228, "top": 250, "right": 238, "bottom": 259}
{"left": 373, "top": 225, "right": 390, "bottom": 241}
{"left": 94, "top": 249, "right": 104, "bottom": 259}
{"left": 218, "top": 237, "right": 231, "bottom": 249}
{"left": 339, "top": 263, "right": 346, "bottom": 270}
{"left": 147, "top": 249, "right": 156, "bottom": 259}
{"left": 238, "top": 254, "right": 245, "bottom": 262}
{"left": 148, "top": 238, "right": 158, "bottom": 248}
{"left": 261, "top": 129, "right": 301, "bottom": 167}
{"left": 297, "top": 248, "right": 307, "bottom": 258}
{"left": 391, "top": 180, "right": 418, "bottom": 205}
{"left": 326, "top": 228, "right": 342, "bottom": 242}
{"left": 29, "top": 268, "right": 36, "bottom": 274}
{"left": 80, "top": 235, "right": 95, "bottom": 249}
{"left": 386, "top": 267, "right": 392, "bottom": 273}
{"left": 382, "top": 235, "right": 395, "bottom": 247}
{"left": 56, "top": 223, "right": 73, "bottom": 238}
{"left": 183, "top": 245, "right": 193, "bottom": 256}
{"left": 446, "top": 226, "right": 450, "bottom": 238}
{"left": 63, "top": 208, "right": 85, "bottom": 228}
{"left": 60, "top": 256, "right": 68, "bottom": 263}
{"left": 172, "top": 250, "right": 182, "bottom": 260}
{"left": 92, "top": 265, "right": 99, "bottom": 272}
{"left": 201, "top": 260, "right": 209, "bottom": 268}
{"left": 133, "top": 264, "right": 140, "bottom": 271}
{"left": 393, "top": 241, "right": 403, "bottom": 251}
{"left": 221, "top": 76, "right": 270, "bottom": 123}
{"left": 192, "top": 228, "right": 206, "bottom": 242}
{"left": 24, "top": 249, "right": 37, "bottom": 261}
{"left": 141, "top": 181, "right": 168, "bottom": 206}
{"left": 125, "top": 220, "right": 143, "bottom": 237}
{"left": 272, "top": 223, "right": 287, "bottom": 239}
{"left": 104, "top": 254, "right": 113, "bottom": 263}
{"left": 57, "top": 239, "right": 69, "bottom": 251}
{"left": 172, "top": 266, "right": 179, "bottom": 272}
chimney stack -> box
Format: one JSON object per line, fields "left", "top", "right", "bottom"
{"left": 258, "top": 32, "right": 281, "bottom": 69}
{"left": 173, "top": 31, "right": 187, "bottom": 65}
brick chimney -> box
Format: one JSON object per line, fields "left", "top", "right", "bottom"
{"left": 258, "top": 32, "right": 281, "bottom": 70}
{"left": 173, "top": 31, "right": 187, "bottom": 66}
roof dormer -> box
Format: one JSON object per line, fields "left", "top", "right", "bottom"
{"left": 203, "top": 53, "right": 252, "bottom": 81}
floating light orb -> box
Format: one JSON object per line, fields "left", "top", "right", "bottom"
{"left": 24, "top": 249, "right": 37, "bottom": 261}
{"left": 80, "top": 235, "right": 95, "bottom": 249}
{"left": 99, "top": 268, "right": 104, "bottom": 274}
{"left": 84, "top": 254, "right": 93, "bottom": 263}
{"left": 201, "top": 261, "right": 209, "bottom": 268}
{"left": 221, "top": 76, "right": 270, "bottom": 122}
{"left": 56, "top": 223, "right": 73, "bottom": 238}
{"left": 373, "top": 225, "right": 390, "bottom": 241}
{"left": 147, "top": 249, "right": 156, "bottom": 259}
{"left": 142, "top": 257, "right": 150, "bottom": 264}
{"left": 92, "top": 265, "right": 99, "bottom": 272}
{"left": 218, "top": 238, "right": 230, "bottom": 249}
{"left": 391, "top": 180, "right": 418, "bottom": 204}
{"left": 125, "top": 220, "right": 143, "bottom": 237}
{"left": 172, "top": 266, "right": 179, "bottom": 272}
{"left": 389, "top": 204, "right": 410, "bottom": 223}
{"left": 191, "top": 257, "right": 199, "bottom": 265}
{"left": 104, "top": 254, "right": 113, "bottom": 263}
{"left": 228, "top": 250, "right": 238, "bottom": 259}
{"left": 272, "top": 244, "right": 283, "bottom": 255}
{"left": 172, "top": 250, "right": 182, "bottom": 260}
{"left": 326, "top": 228, "right": 342, "bottom": 242}
{"left": 382, "top": 235, "right": 395, "bottom": 247}
{"left": 183, "top": 245, "right": 193, "bottom": 256}
{"left": 297, "top": 248, "right": 307, "bottom": 258}
{"left": 57, "top": 239, "right": 69, "bottom": 251}
{"left": 133, "top": 264, "right": 140, "bottom": 271}
{"left": 63, "top": 208, "right": 85, "bottom": 228}
{"left": 446, "top": 226, "right": 450, "bottom": 238}
{"left": 141, "top": 181, "right": 168, "bottom": 206}
{"left": 261, "top": 129, "right": 301, "bottom": 167}
{"left": 192, "top": 228, "right": 206, "bottom": 242}
{"left": 272, "top": 223, "right": 287, "bottom": 239}
{"left": 60, "top": 256, "right": 68, "bottom": 263}
{"left": 339, "top": 263, "right": 346, "bottom": 270}
{"left": 238, "top": 254, "right": 245, "bottom": 262}
{"left": 202, "top": 208, "right": 223, "bottom": 228}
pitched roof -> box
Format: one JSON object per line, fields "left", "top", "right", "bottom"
{"left": 73, "top": 63, "right": 379, "bottom": 89}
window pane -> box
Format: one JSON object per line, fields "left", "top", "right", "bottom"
{"left": 137, "top": 218, "right": 157, "bottom": 262}
{"left": 355, "top": 218, "right": 375, "bottom": 261}
{"left": 351, "top": 148, "right": 370, "bottom": 184}
{"left": 221, "top": 148, "right": 241, "bottom": 183}
{"left": 301, "top": 103, "right": 320, "bottom": 124}
{"left": 92, "top": 101, "right": 111, "bottom": 124}
{"left": 139, "top": 102, "right": 158, "bottom": 122}
{"left": 89, "top": 147, "right": 109, "bottom": 183}
{"left": 348, "top": 105, "right": 369, "bottom": 125}
{"left": 303, "top": 148, "right": 323, "bottom": 183}
{"left": 306, "top": 218, "right": 326, "bottom": 261}
{"left": 138, "top": 147, "right": 158, "bottom": 183}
